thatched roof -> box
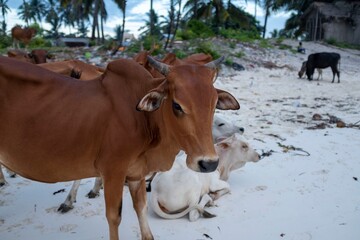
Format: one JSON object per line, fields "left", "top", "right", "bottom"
{"left": 302, "top": 1, "right": 360, "bottom": 19}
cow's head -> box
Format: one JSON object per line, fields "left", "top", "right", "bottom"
{"left": 298, "top": 61, "right": 307, "bottom": 78}
{"left": 29, "top": 49, "right": 51, "bottom": 64}
{"left": 137, "top": 56, "right": 240, "bottom": 173}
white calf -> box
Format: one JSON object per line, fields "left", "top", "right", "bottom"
{"left": 150, "top": 133, "right": 260, "bottom": 221}
{"left": 57, "top": 114, "right": 245, "bottom": 212}
{"left": 212, "top": 114, "right": 244, "bottom": 142}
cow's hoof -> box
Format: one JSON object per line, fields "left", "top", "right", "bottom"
{"left": 87, "top": 190, "right": 99, "bottom": 199}
{"left": 58, "top": 204, "right": 73, "bottom": 213}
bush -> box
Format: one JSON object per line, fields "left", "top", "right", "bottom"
{"left": 0, "top": 35, "right": 12, "bottom": 49}
{"left": 325, "top": 38, "right": 360, "bottom": 50}
{"left": 173, "top": 49, "right": 187, "bottom": 59}
{"left": 178, "top": 20, "right": 215, "bottom": 40}
{"left": 126, "top": 36, "right": 163, "bottom": 55}
{"left": 219, "top": 28, "right": 260, "bottom": 42}
{"left": 234, "top": 51, "right": 245, "bottom": 58}
{"left": 28, "top": 37, "right": 52, "bottom": 48}
{"left": 195, "top": 41, "right": 220, "bottom": 59}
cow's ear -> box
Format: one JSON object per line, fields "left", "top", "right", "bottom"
{"left": 137, "top": 80, "right": 168, "bottom": 112}
{"left": 216, "top": 89, "right": 240, "bottom": 110}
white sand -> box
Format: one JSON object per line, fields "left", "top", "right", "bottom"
{"left": 1, "top": 40, "right": 360, "bottom": 240}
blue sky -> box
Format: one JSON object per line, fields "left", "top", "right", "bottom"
{"left": 6, "top": 0, "right": 292, "bottom": 38}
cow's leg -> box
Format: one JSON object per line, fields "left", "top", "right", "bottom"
{"left": 0, "top": 164, "right": 6, "bottom": 187}
{"left": 209, "top": 180, "right": 230, "bottom": 201}
{"left": 189, "top": 194, "right": 215, "bottom": 221}
{"left": 128, "top": 179, "right": 154, "bottom": 240}
{"left": 58, "top": 180, "right": 81, "bottom": 213}
{"left": 87, "top": 177, "right": 103, "bottom": 198}
{"left": 330, "top": 65, "right": 341, "bottom": 83}
{"left": 103, "top": 174, "right": 126, "bottom": 240}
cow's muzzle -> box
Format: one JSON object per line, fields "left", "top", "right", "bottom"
{"left": 198, "top": 159, "right": 219, "bottom": 173}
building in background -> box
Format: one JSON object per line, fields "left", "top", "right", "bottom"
{"left": 302, "top": 1, "right": 360, "bottom": 44}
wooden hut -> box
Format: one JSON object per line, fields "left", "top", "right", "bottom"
{"left": 302, "top": 1, "right": 360, "bottom": 44}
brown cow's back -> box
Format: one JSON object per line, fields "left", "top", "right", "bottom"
{"left": 0, "top": 57, "right": 109, "bottom": 182}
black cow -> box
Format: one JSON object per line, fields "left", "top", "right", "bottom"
{"left": 306, "top": 52, "right": 341, "bottom": 83}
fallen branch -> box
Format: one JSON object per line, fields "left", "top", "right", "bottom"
{"left": 277, "top": 142, "right": 310, "bottom": 156}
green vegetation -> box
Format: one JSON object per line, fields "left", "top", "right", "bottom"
{"left": 195, "top": 41, "right": 220, "bottom": 60}
{"left": 325, "top": 38, "right": 360, "bottom": 51}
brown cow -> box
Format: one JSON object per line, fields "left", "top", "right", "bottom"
{"left": 11, "top": 25, "right": 36, "bottom": 49}
{"left": 7, "top": 49, "right": 52, "bottom": 64}
{"left": 0, "top": 59, "right": 103, "bottom": 187}
{"left": 39, "top": 59, "right": 105, "bottom": 80}
{"left": 135, "top": 51, "right": 213, "bottom": 78}
{"left": 0, "top": 55, "right": 239, "bottom": 240}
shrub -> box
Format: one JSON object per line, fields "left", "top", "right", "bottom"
{"left": 178, "top": 20, "right": 215, "bottom": 40}
{"left": 234, "top": 51, "right": 245, "bottom": 58}
{"left": 195, "top": 41, "right": 220, "bottom": 59}
{"left": 28, "top": 37, "right": 52, "bottom": 48}
{"left": 219, "top": 28, "right": 260, "bottom": 42}
{"left": 0, "top": 35, "right": 12, "bottom": 49}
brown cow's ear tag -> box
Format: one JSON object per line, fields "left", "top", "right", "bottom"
{"left": 137, "top": 91, "right": 166, "bottom": 112}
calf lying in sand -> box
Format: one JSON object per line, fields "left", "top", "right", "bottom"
{"left": 150, "top": 133, "right": 260, "bottom": 221}
{"left": 57, "top": 114, "right": 245, "bottom": 212}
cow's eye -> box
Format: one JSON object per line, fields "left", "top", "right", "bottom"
{"left": 218, "top": 123, "right": 225, "bottom": 127}
{"left": 172, "top": 101, "right": 184, "bottom": 116}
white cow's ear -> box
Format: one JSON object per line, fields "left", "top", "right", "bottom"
{"left": 216, "top": 89, "right": 240, "bottom": 110}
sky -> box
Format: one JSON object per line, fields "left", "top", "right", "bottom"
{"left": 6, "top": 0, "right": 292, "bottom": 38}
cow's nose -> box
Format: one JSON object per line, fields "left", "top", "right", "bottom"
{"left": 239, "top": 127, "right": 245, "bottom": 134}
{"left": 198, "top": 159, "right": 219, "bottom": 173}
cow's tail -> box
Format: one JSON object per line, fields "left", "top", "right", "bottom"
{"left": 150, "top": 193, "right": 215, "bottom": 221}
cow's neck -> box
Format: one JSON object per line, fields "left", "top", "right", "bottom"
{"left": 141, "top": 105, "right": 181, "bottom": 173}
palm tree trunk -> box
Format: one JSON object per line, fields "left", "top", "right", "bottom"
{"left": 150, "top": 0, "right": 153, "bottom": 35}
{"left": 91, "top": 0, "right": 100, "bottom": 41}
{"left": 263, "top": 6, "right": 270, "bottom": 38}
{"left": 170, "top": 0, "right": 182, "bottom": 48}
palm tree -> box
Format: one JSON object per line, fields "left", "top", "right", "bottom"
{"left": 60, "top": 0, "right": 91, "bottom": 37}
{"left": 0, "top": 0, "right": 9, "bottom": 19}
{"left": 183, "top": 0, "right": 228, "bottom": 33}
{"left": 45, "top": 0, "right": 62, "bottom": 38}
{"left": 18, "top": 0, "right": 35, "bottom": 26}
{"left": 150, "top": 0, "right": 154, "bottom": 35}
{"left": 0, "top": 0, "right": 10, "bottom": 34}
{"left": 183, "top": 0, "right": 201, "bottom": 20}
{"left": 91, "top": 0, "right": 101, "bottom": 41}
{"left": 111, "top": 0, "right": 126, "bottom": 55}
{"left": 61, "top": 4, "right": 76, "bottom": 34}
{"left": 99, "top": 0, "right": 108, "bottom": 43}
{"left": 170, "top": 0, "right": 182, "bottom": 47}
{"left": 29, "top": 0, "right": 46, "bottom": 23}
{"left": 139, "top": 10, "right": 161, "bottom": 37}
{"left": 161, "top": 0, "right": 176, "bottom": 50}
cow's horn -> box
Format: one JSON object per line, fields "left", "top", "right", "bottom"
{"left": 205, "top": 56, "right": 225, "bottom": 69}
{"left": 147, "top": 56, "right": 169, "bottom": 76}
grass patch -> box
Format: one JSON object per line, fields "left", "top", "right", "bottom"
{"left": 325, "top": 38, "right": 360, "bottom": 50}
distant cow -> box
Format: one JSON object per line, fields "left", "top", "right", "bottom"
{"left": 306, "top": 52, "right": 340, "bottom": 83}
{"left": 298, "top": 61, "right": 322, "bottom": 80}
{"left": 11, "top": 25, "right": 37, "bottom": 49}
